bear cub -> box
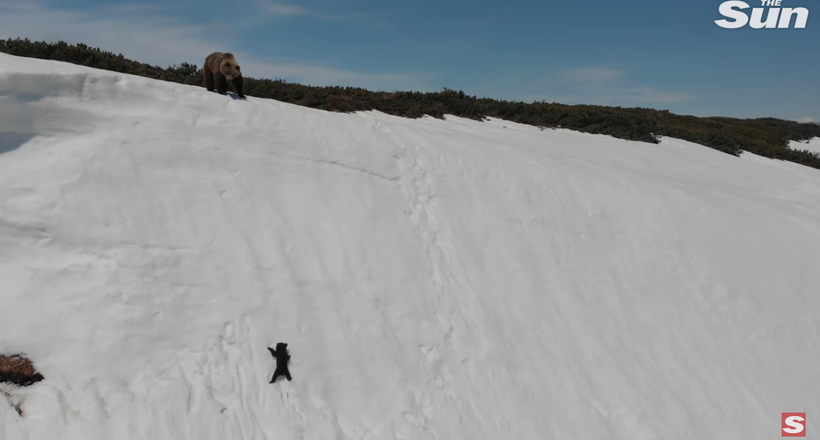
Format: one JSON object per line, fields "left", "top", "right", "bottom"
{"left": 268, "top": 342, "right": 292, "bottom": 383}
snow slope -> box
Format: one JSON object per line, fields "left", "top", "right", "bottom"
{"left": 2, "top": 52, "right": 820, "bottom": 440}
{"left": 790, "top": 137, "right": 820, "bottom": 155}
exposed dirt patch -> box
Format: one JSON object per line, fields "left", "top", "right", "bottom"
{"left": 0, "top": 354, "right": 44, "bottom": 386}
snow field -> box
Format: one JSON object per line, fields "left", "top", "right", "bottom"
{"left": 2, "top": 53, "right": 820, "bottom": 440}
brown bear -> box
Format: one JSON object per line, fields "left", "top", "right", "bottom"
{"left": 204, "top": 52, "right": 245, "bottom": 98}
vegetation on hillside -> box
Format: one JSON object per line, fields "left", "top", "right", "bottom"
{"left": 2, "top": 38, "right": 818, "bottom": 169}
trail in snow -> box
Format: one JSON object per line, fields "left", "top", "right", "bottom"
{"left": 1, "top": 53, "right": 820, "bottom": 440}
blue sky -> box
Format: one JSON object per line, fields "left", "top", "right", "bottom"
{"left": 0, "top": 0, "right": 817, "bottom": 121}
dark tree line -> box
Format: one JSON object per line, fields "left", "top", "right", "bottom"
{"left": 2, "top": 38, "right": 819, "bottom": 170}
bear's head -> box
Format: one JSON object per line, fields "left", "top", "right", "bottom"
{"left": 219, "top": 56, "right": 241, "bottom": 81}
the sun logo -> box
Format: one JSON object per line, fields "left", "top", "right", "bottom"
{"left": 715, "top": 0, "right": 809, "bottom": 29}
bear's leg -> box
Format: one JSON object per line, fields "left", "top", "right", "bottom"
{"left": 285, "top": 370, "right": 292, "bottom": 381}
{"left": 204, "top": 71, "right": 215, "bottom": 92}
{"left": 232, "top": 76, "right": 245, "bottom": 97}
{"left": 270, "top": 368, "right": 282, "bottom": 383}
{"left": 215, "top": 74, "right": 229, "bottom": 95}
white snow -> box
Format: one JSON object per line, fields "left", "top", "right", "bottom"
{"left": 2, "top": 52, "right": 820, "bottom": 440}
{"left": 789, "top": 137, "right": 820, "bottom": 155}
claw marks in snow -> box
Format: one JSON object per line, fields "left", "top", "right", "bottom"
{"left": 419, "top": 344, "right": 456, "bottom": 400}
{"left": 103, "top": 316, "right": 305, "bottom": 440}
{"left": 169, "top": 316, "right": 274, "bottom": 437}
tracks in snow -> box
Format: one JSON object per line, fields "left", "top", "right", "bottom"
{"left": 365, "top": 115, "right": 470, "bottom": 438}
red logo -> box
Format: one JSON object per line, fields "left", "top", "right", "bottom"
{"left": 782, "top": 413, "right": 806, "bottom": 437}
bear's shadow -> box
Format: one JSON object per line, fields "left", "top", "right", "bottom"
{"left": 228, "top": 92, "right": 246, "bottom": 100}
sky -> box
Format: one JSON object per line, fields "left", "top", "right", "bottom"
{"left": 0, "top": 0, "right": 818, "bottom": 122}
